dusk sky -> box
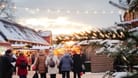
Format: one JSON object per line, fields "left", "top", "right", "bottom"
{"left": 13, "top": 0, "right": 122, "bottom": 35}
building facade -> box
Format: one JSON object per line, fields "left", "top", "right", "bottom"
{"left": 0, "top": 19, "right": 49, "bottom": 55}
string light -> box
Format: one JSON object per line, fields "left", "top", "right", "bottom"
{"left": 118, "top": 10, "right": 123, "bottom": 14}
{"left": 85, "top": 11, "right": 89, "bottom": 14}
{"left": 30, "top": 10, "right": 35, "bottom": 14}
{"left": 76, "top": 10, "right": 80, "bottom": 14}
{"left": 12, "top": 6, "right": 124, "bottom": 15}
{"left": 66, "top": 10, "right": 71, "bottom": 13}
{"left": 47, "top": 9, "right": 50, "bottom": 13}
{"left": 93, "top": 11, "right": 97, "bottom": 14}
{"left": 25, "top": 8, "right": 29, "bottom": 11}
{"left": 13, "top": 6, "right": 16, "bottom": 9}
{"left": 36, "top": 8, "right": 40, "bottom": 12}
{"left": 57, "top": 9, "right": 61, "bottom": 13}
{"left": 110, "top": 11, "right": 114, "bottom": 14}
{"left": 54, "top": 29, "right": 127, "bottom": 44}
{"left": 102, "top": 10, "right": 106, "bottom": 14}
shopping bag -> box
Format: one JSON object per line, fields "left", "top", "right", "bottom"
{"left": 80, "top": 72, "right": 83, "bottom": 76}
{"left": 82, "top": 64, "right": 85, "bottom": 74}
{"left": 32, "top": 64, "right": 36, "bottom": 71}
{"left": 33, "top": 71, "right": 38, "bottom": 78}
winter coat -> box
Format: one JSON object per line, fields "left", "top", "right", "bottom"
{"left": 60, "top": 54, "right": 73, "bottom": 72}
{"left": 72, "top": 54, "right": 83, "bottom": 73}
{"left": 45, "top": 55, "right": 59, "bottom": 74}
{"left": 31, "top": 54, "right": 35, "bottom": 64}
{"left": 16, "top": 55, "right": 28, "bottom": 76}
{"left": 80, "top": 53, "right": 86, "bottom": 64}
{"left": 1, "top": 54, "right": 14, "bottom": 78}
{"left": 0, "top": 56, "right": 2, "bottom": 78}
{"left": 35, "top": 53, "right": 47, "bottom": 73}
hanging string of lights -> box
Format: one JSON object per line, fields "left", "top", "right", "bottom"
{"left": 54, "top": 29, "right": 127, "bottom": 44}
{"left": 13, "top": 6, "right": 124, "bottom": 15}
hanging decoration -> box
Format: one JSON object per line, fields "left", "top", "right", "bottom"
{"left": 13, "top": 6, "right": 124, "bottom": 15}
{"left": 54, "top": 28, "right": 127, "bottom": 44}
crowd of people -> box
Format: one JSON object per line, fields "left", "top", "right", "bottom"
{"left": 0, "top": 48, "right": 86, "bottom": 78}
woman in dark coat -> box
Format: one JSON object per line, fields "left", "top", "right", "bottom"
{"left": 1, "top": 49, "right": 14, "bottom": 78}
{"left": 72, "top": 52, "right": 83, "bottom": 78}
{"left": 80, "top": 51, "right": 86, "bottom": 73}
{"left": 0, "top": 56, "right": 2, "bottom": 78}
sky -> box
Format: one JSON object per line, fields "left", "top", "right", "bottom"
{"left": 12, "top": 0, "right": 123, "bottom": 35}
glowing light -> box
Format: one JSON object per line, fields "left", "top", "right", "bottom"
{"left": 76, "top": 10, "right": 80, "bottom": 14}
{"left": 118, "top": 10, "right": 122, "bottom": 14}
{"left": 110, "top": 11, "right": 114, "bottom": 14}
{"left": 85, "top": 11, "right": 89, "bottom": 14}
{"left": 36, "top": 8, "right": 40, "bottom": 12}
{"left": 93, "top": 33, "right": 97, "bottom": 37}
{"left": 30, "top": 10, "right": 35, "bottom": 14}
{"left": 47, "top": 9, "right": 51, "bottom": 12}
{"left": 23, "top": 18, "right": 49, "bottom": 26}
{"left": 1, "top": 4, "right": 5, "bottom": 8}
{"left": 66, "top": 10, "right": 71, "bottom": 13}
{"left": 17, "top": 17, "right": 95, "bottom": 35}
{"left": 57, "top": 9, "right": 61, "bottom": 13}
{"left": 52, "top": 29, "right": 77, "bottom": 35}
{"left": 99, "top": 32, "right": 105, "bottom": 38}
{"left": 112, "top": 34, "right": 116, "bottom": 38}
{"left": 13, "top": 7, "right": 122, "bottom": 15}
{"left": 65, "top": 41, "right": 76, "bottom": 46}
{"left": 25, "top": 8, "right": 29, "bottom": 11}
{"left": 93, "top": 11, "right": 97, "bottom": 14}
{"left": 105, "top": 34, "right": 110, "bottom": 38}
{"left": 13, "top": 6, "right": 16, "bottom": 9}
{"left": 55, "top": 17, "right": 70, "bottom": 25}
{"left": 102, "top": 10, "right": 106, "bottom": 14}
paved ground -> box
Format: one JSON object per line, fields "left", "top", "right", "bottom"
{"left": 13, "top": 71, "right": 105, "bottom": 78}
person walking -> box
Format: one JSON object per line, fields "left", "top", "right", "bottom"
{"left": 0, "top": 49, "right": 14, "bottom": 78}
{"left": 27, "top": 54, "right": 32, "bottom": 71}
{"left": 16, "top": 52, "right": 28, "bottom": 78}
{"left": 0, "top": 55, "right": 2, "bottom": 78}
{"left": 80, "top": 51, "right": 86, "bottom": 74}
{"left": 60, "top": 52, "right": 73, "bottom": 78}
{"left": 72, "top": 51, "right": 83, "bottom": 78}
{"left": 45, "top": 52, "right": 59, "bottom": 78}
{"left": 31, "top": 53, "right": 36, "bottom": 65}
{"left": 34, "top": 50, "right": 47, "bottom": 78}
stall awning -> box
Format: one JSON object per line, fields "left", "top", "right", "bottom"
{"left": 30, "top": 46, "right": 50, "bottom": 50}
